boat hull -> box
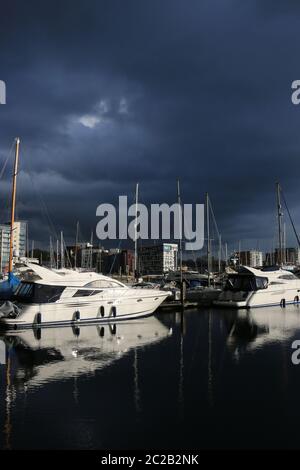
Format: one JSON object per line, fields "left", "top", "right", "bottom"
{"left": 214, "top": 287, "right": 300, "bottom": 309}
{"left": 0, "top": 291, "right": 169, "bottom": 329}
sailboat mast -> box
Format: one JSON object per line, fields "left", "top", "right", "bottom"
{"left": 134, "top": 183, "right": 139, "bottom": 279}
{"left": 8, "top": 138, "right": 20, "bottom": 274}
{"left": 74, "top": 221, "right": 79, "bottom": 269}
{"left": 218, "top": 233, "right": 222, "bottom": 274}
{"left": 177, "top": 179, "right": 183, "bottom": 283}
{"left": 60, "top": 231, "right": 64, "bottom": 269}
{"left": 276, "top": 182, "right": 283, "bottom": 266}
{"left": 49, "top": 236, "right": 53, "bottom": 268}
{"left": 206, "top": 192, "right": 211, "bottom": 288}
{"left": 56, "top": 239, "right": 59, "bottom": 269}
{"left": 90, "top": 230, "right": 93, "bottom": 270}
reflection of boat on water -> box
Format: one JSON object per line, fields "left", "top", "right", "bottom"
{"left": 0, "top": 316, "right": 171, "bottom": 389}
{"left": 224, "top": 305, "right": 300, "bottom": 352}
{"left": 0, "top": 263, "right": 170, "bottom": 329}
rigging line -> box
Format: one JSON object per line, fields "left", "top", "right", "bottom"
{"left": 208, "top": 197, "right": 221, "bottom": 239}
{"left": 20, "top": 145, "right": 59, "bottom": 241}
{"left": 0, "top": 140, "right": 15, "bottom": 181}
{"left": 208, "top": 196, "right": 223, "bottom": 267}
{"left": 28, "top": 171, "right": 58, "bottom": 241}
{"left": 62, "top": 236, "right": 72, "bottom": 268}
{"left": 109, "top": 188, "right": 136, "bottom": 275}
{"left": 0, "top": 142, "right": 15, "bottom": 220}
{"left": 109, "top": 237, "right": 124, "bottom": 275}
{"left": 281, "top": 189, "right": 300, "bottom": 249}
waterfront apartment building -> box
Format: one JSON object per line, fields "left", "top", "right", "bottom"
{"left": 284, "top": 247, "right": 300, "bottom": 264}
{"left": 0, "top": 221, "right": 27, "bottom": 272}
{"left": 270, "top": 247, "right": 300, "bottom": 265}
{"left": 138, "top": 243, "right": 178, "bottom": 274}
{"left": 239, "top": 250, "right": 263, "bottom": 268}
{"left": 79, "top": 246, "right": 135, "bottom": 275}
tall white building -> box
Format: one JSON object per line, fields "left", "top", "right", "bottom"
{"left": 0, "top": 221, "right": 27, "bottom": 272}
{"left": 139, "top": 243, "right": 178, "bottom": 274}
{"left": 239, "top": 250, "right": 263, "bottom": 267}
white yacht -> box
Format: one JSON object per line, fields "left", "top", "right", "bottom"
{"left": 0, "top": 263, "right": 170, "bottom": 329}
{"left": 214, "top": 266, "right": 300, "bottom": 308}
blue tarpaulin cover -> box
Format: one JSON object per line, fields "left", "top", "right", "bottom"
{"left": 0, "top": 272, "right": 20, "bottom": 300}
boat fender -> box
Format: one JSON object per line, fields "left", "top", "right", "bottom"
{"left": 294, "top": 296, "right": 299, "bottom": 303}
{"left": 34, "top": 312, "right": 42, "bottom": 325}
{"left": 280, "top": 299, "right": 286, "bottom": 308}
{"left": 111, "top": 306, "right": 116, "bottom": 318}
{"left": 73, "top": 310, "right": 80, "bottom": 321}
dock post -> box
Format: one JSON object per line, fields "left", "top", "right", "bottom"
{"left": 180, "top": 280, "right": 186, "bottom": 307}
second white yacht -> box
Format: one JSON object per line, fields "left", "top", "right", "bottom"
{"left": 214, "top": 266, "right": 300, "bottom": 308}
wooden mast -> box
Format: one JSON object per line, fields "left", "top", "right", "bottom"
{"left": 8, "top": 138, "right": 20, "bottom": 276}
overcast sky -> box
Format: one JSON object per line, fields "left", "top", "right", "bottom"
{"left": 1, "top": 0, "right": 300, "bottom": 255}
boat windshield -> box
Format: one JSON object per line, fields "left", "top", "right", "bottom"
{"left": 225, "top": 275, "right": 268, "bottom": 292}
{"left": 13, "top": 282, "right": 65, "bottom": 303}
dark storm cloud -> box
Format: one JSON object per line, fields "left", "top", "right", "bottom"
{"left": 1, "top": 0, "right": 300, "bottom": 252}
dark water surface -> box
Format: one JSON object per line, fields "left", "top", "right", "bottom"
{"left": 1, "top": 306, "right": 300, "bottom": 450}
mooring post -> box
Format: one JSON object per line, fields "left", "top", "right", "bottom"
{"left": 180, "top": 279, "right": 186, "bottom": 307}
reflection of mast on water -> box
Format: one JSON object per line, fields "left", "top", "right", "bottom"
{"left": 4, "top": 349, "right": 12, "bottom": 450}
{"left": 208, "top": 311, "right": 214, "bottom": 407}
{"left": 71, "top": 327, "right": 81, "bottom": 406}
{"left": 178, "top": 309, "right": 185, "bottom": 419}
{"left": 133, "top": 348, "right": 141, "bottom": 416}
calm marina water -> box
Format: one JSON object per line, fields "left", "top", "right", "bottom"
{"left": 1, "top": 306, "right": 300, "bottom": 450}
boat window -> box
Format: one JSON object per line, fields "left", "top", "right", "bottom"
{"left": 14, "top": 283, "right": 65, "bottom": 303}
{"left": 73, "top": 289, "right": 99, "bottom": 297}
{"left": 255, "top": 277, "right": 268, "bottom": 289}
{"left": 188, "top": 279, "right": 204, "bottom": 288}
{"left": 278, "top": 274, "right": 297, "bottom": 280}
{"left": 225, "top": 275, "right": 268, "bottom": 292}
{"left": 14, "top": 282, "right": 34, "bottom": 299}
{"left": 84, "top": 280, "right": 124, "bottom": 288}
